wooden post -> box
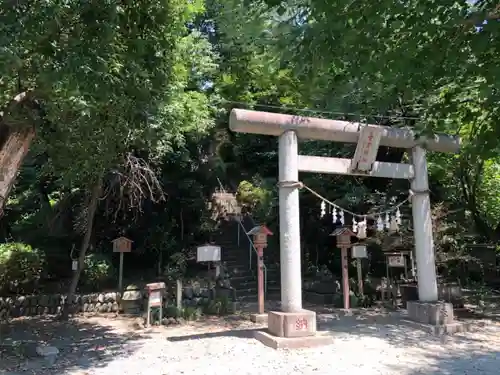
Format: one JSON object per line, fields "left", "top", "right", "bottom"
{"left": 247, "top": 225, "right": 273, "bottom": 315}
{"left": 112, "top": 236, "right": 132, "bottom": 292}
{"left": 356, "top": 259, "right": 364, "bottom": 296}
{"left": 257, "top": 246, "right": 265, "bottom": 314}
{"left": 215, "top": 262, "right": 221, "bottom": 278}
{"left": 118, "top": 252, "right": 124, "bottom": 291}
{"left": 341, "top": 247, "right": 350, "bottom": 309}
{"left": 176, "top": 279, "right": 183, "bottom": 310}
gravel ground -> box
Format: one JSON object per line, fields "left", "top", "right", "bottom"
{"left": 70, "top": 313, "right": 500, "bottom": 375}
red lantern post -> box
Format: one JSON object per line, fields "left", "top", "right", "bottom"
{"left": 247, "top": 225, "right": 273, "bottom": 314}
{"left": 330, "top": 227, "right": 357, "bottom": 309}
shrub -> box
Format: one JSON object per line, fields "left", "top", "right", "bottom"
{"left": 202, "top": 296, "right": 232, "bottom": 315}
{"left": 181, "top": 306, "right": 202, "bottom": 321}
{"left": 236, "top": 179, "right": 275, "bottom": 222}
{"left": 164, "top": 305, "right": 182, "bottom": 318}
{"left": 0, "top": 242, "right": 45, "bottom": 294}
{"left": 82, "top": 253, "right": 116, "bottom": 290}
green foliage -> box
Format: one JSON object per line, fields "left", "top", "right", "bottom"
{"left": 476, "top": 161, "right": 500, "bottom": 228}
{"left": 164, "top": 305, "right": 182, "bottom": 318}
{"left": 163, "top": 251, "right": 189, "bottom": 281}
{"left": 2, "top": 0, "right": 500, "bottom": 296}
{"left": 1, "top": 0, "right": 216, "bottom": 189}
{"left": 0, "top": 243, "right": 45, "bottom": 294}
{"left": 236, "top": 179, "right": 276, "bottom": 222}
{"left": 202, "top": 296, "right": 232, "bottom": 315}
{"left": 81, "top": 254, "right": 116, "bottom": 289}
{"left": 181, "top": 306, "right": 203, "bottom": 320}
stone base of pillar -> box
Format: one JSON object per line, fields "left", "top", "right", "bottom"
{"left": 254, "top": 310, "right": 333, "bottom": 349}
{"left": 405, "top": 301, "right": 473, "bottom": 335}
{"left": 408, "top": 301, "right": 454, "bottom": 325}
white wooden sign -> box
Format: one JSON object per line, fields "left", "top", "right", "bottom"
{"left": 352, "top": 245, "right": 367, "bottom": 258}
{"left": 196, "top": 245, "right": 221, "bottom": 262}
{"left": 387, "top": 254, "right": 405, "bottom": 268}
{"left": 351, "top": 126, "right": 383, "bottom": 173}
{"left": 148, "top": 290, "right": 162, "bottom": 307}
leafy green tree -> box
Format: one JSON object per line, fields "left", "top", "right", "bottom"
{"left": 1, "top": 0, "right": 220, "bottom": 316}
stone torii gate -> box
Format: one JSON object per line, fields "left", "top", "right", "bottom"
{"left": 229, "top": 108, "right": 461, "bottom": 348}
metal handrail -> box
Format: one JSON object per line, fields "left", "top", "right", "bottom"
{"left": 216, "top": 178, "right": 268, "bottom": 297}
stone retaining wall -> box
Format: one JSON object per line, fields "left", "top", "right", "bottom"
{"left": 0, "top": 292, "right": 121, "bottom": 322}
{"left": 0, "top": 279, "right": 237, "bottom": 323}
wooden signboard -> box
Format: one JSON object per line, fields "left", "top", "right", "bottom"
{"left": 148, "top": 290, "right": 162, "bottom": 307}
{"left": 112, "top": 236, "right": 133, "bottom": 253}
{"left": 388, "top": 254, "right": 405, "bottom": 268}
{"left": 112, "top": 236, "right": 133, "bottom": 291}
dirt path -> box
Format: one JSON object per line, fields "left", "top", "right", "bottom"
{"left": 1, "top": 309, "right": 500, "bottom": 375}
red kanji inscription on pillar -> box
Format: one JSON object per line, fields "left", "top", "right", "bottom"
{"left": 295, "top": 317, "right": 308, "bottom": 330}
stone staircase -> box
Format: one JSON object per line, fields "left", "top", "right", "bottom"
{"left": 212, "top": 215, "right": 281, "bottom": 302}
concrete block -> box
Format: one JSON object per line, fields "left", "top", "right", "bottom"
{"left": 402, "top": 319, "right": 474, "bottom": 335}
{"left": 407, "top": 301, "right": 454, "bottom": 325}
{"left": 250, "top": 313, "right": 268, "bottom": 324}
{"left": 254, "top": 330, "right": 333, "bottom": 349}
{"left": 268, "top": 310, "right": 316, "bottom": 338}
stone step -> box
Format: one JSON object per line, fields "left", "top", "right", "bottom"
{"left": 223, "top": 258, "right": 248, "bottom": 264}
{"left": 231, "top": 272, "right": 255, "bottom": 282}
{"left": 232, "top": 278, "right": 280, "bottom": 289}
{"left": 232, "top": 280, "right": 257, "bottom": 289}
{"left": 225, "top": 267, "right": 253, "bottom": 277}
{"left": 237, "top": 293, "right": 258, "bottom": 301}
{"left": 267, "top": 285, "right": 281, "bottom": 293}
{"left": 221, "top": 249, "right": 249, "bottom": 256}
{"left": 237, "top": 292, "right": 281, "bottom": 302}
{"left": 222, "top": 258, "right": 248, "bottom": 265}
{"left": 235, "top": 288, "right": 259, "bottom": 298}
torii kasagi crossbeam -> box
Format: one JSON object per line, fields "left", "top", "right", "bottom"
{"left": 230, "top": 108, "right": 461, "bottom": 348}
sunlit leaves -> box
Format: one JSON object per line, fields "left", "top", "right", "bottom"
{"left": 0, "top": 0, "right": 215, "bottom": 186}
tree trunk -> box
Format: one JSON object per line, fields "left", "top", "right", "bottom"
{"left": 0, "top": 127, "right": 35, "bottom": 216}
{"left": 61, "top": 180, "right": 102, "bottom": 320}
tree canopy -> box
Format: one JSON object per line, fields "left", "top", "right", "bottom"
{"left": 0, "top": 0, "right": 500, "bottom": 300}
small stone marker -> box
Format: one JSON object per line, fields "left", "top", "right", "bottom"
{"left": 121, "top": 288, "right": 142, "bottom": 314}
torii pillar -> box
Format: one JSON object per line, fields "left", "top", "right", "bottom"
{"left": 230, "top": 109, "right": 461, "bottom": 347}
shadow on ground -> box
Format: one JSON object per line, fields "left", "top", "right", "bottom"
{"left": 0, "top": 316, "right": 145, "bottom": 375}
{"left": 388, "top": 349, "right": 500, "bottom": 374}
{"left": 167, "top": 307, "right": 494, "bottom": 349}
{"left": 315, "top": 309, "right": 490, "bottom": 348}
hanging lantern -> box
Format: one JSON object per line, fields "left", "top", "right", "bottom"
{"left": 357, "top": 219, "right": 367, "bottom": 239}
{"left": 376, "top": 216, "right": 384, "bottom": 231}
{"left": 389, "top": 217, "right": 399, "bottom": 233}
{"left": 320, "top": 201, "right": 326, "bottom": 217}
